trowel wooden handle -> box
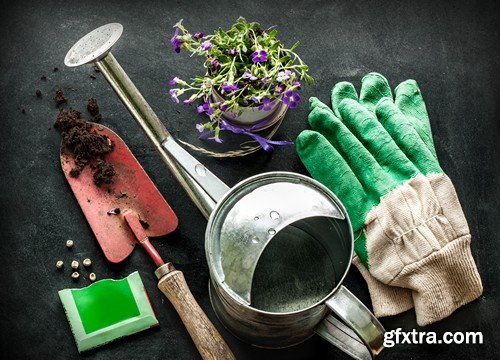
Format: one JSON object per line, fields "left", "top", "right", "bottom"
{"left": 158, "top": 269, "right": 235, "bottom": 360}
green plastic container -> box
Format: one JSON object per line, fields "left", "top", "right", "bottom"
{"left": 58, "top": 271, "right": 159, "bottom": 352}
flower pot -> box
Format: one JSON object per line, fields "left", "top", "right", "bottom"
{"left": 211, "top": 91, "right": 283, "bottom": 131}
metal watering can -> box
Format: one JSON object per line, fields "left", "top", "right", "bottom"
{"left": 65, "top": 23, "right": 385, "bottom": 360}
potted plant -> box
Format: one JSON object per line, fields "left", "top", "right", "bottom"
{"left": 169, "top": 17, "right": 313, "bottom": 151}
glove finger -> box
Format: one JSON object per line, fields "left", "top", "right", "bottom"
{"left": 338, "top": 98, "right": 418, "bottom": 185}
{"left": 395, "top": 80, "right": 438, "bottom": 159}
{"left": 308, "top": 100, "right": 397, "bottom": 198}
{"left": 296, "top": 130, "right": 368, "bottom": 232}
{"left": 375, "top": 98, "right": 442, "bottom": 175}
{"left": 309, "top": 96, "right": 333, "bottom": 112}
{"left": 330, "top": 81, "right": 358, "bottom": 118}
{"left": 359, "top": 73, "right": 393, "bottom": 112}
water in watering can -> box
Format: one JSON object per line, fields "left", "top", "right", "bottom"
{"left": 250, "top": 216, "right": 349, "bottom": 313}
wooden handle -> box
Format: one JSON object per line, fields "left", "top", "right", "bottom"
{"left": 158, "top": 269, "right": 235, "bottom": 360}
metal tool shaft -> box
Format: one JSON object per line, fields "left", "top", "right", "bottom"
{"left": 95, "top": 53, "right": 228, "bottom": 218}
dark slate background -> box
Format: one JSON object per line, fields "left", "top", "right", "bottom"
{"left": 0, "top": 0, "right": 498, "bottom": 359}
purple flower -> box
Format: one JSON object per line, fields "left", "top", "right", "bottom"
{"left": 242, "top": 71, "right": 258, "bottom": 81}
{"left": 170, "top": 28, "right": 183, "bottom": 53}
{"left": 196, "top": 123, "right": 204, "bottom": 132}
{"left": 276, "top": 70, "right": 292, "bottom": 82}
{"left": 183, "top": 99, "right": 192, "bottom": 106}
{"left": 192, "top": 32, "right": 204, "bottom": 40}
{"left": 274, "top": 84, "right": 286, "bottom": 95}
{"left": 219, "top": 103, "right": 228, "bottom": 111}
{"left": 208, "top": 136, "right": 223, "bottom": 144}
{"left": 201, "top": 41, "right": 213, "bottom": 51}
{"left": 283, "top": 90, "right": 301, "bottom": 109}
{"left": 251, "top": 50, "right": 267, "bottom": 63}
{"left": 261, "top": 77, "right": 269, "bottom": 84}
{"left": 293, "top": 80, "right": 302, "bottom": 90}
{"left": 221, "top": 83, "right": 238, "bottom": 93}
{"left": 197, "top": 101, "right": 213, "bottom": 115}
{"left": 228, "top": 48, "right": 238, "bottom": 56}
{"left": 258, "top": 97, "right": 275, "bottom": 111}
{"left": 169, "top": 76, "right": 181, "bottom": 86}
{"left": 210, "top": 58, "right": 221, "bottom": 71}
{"left": 251, "top": 96, "right": 260, "bottom": 104}
{"left": 169, "top": 89, "right": 179, "bottom": 103}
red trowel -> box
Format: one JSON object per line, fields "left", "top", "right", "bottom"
{"left": 60, "top": 122, "right": 234, "bottom": 360}
{"left": 60, "top": 122, "right": 178, "bottom": 264}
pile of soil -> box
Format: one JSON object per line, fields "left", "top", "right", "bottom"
{"left": 92, "top": 159, "right": 116, "bottom": 186}
{"left": 54, "top": 98, "right": 116, "bottom": 186}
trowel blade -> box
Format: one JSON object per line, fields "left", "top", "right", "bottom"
{"left": 60, "top": 122, "right": 178, "bottom": 263}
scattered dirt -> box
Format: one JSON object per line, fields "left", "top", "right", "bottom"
{"left": 87, "top": 98, "right": 100, "bottom": 117}
{"left": 21, "top": 108, "right": 26, "bottom": 114}
{"left": 41, "top": 75, "right": 47, "bottom": 81}
{"left": 53, "top": 89, "right": 67, "bottom": 107}
{"left": 53, "top": 66, "right": 59, "bottom": 72}
{"left": 93, "top": 65, "right": 100, "bottom": 73}
{"left": 89, "top": 74, "right": 96, "bottom": 79}
{"left": 87, "top": 98, "right": 102, "bottom": 122}
{"left": 54, "top": 107, "right": 116, "bottom": 186}
{"left": 117, "top": 191, "right": 128, "bottom": 199}
{"left": 36, "top": 89, "right": 42, "bottom": 98}
{"left": 106, "top": 207, "right": 121, "bottom": 215}
{"left": 139, "top": 219, "right": 150, "bottom": 229}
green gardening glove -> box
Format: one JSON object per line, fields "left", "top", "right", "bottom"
{"left": 297, "top": 73, "right": 483, "bottom": 326}
{"left": 327, "top": 73, "right": 417, "bottom": 317}
{"left": 331, "top": 74, "right": 439, "bottom": 318}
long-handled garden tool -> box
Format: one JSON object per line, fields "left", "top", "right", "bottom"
{"left": 60, "top": 122, "right": 234, "bottom": 360}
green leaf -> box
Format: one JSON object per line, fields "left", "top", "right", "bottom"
{"left": 304, "top": 73, "right": 314, "bottom": 85}
{"left": 279, "top": 56, "right": 291, "bottom": 63}
{"left": 290, "top": 41, "right": 300, "bottom": 51}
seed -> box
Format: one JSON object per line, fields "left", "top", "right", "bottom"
{"left": 66, "top": 239, "right": 74, "bottom": 248}
{"left": 71, "top": 272, "right": 80, "bottom": 280}
{"left": 56, "top": 260, "right": 64, "bottom": 269}
{"left": 71, "top": 260, "right": 79, "bottom": 269}
{"left": 82, "top": 258, "right": 91, "bottom": 267}
{"left": 89, "top": 273, "right": 96, "bottom": 282}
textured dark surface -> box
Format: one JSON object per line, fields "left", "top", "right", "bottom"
{"left": 0, "top": 0, "right": 498, "bottom": 359}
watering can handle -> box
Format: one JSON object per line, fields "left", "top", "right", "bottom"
{"left": 157, "top": 265, "right": 236, "bottom": 360}
{"left": 317, "top": 285, "right": 385, "bottom": 359}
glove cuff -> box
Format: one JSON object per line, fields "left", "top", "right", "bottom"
{"left": 353, "top": 256, "right": 413, "bottom": 317}
{"left": 403, "top": 235, "right": 483, "bottom": 326}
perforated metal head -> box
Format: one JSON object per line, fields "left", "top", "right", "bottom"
{"left": 64, "top": 23, "right": 123, "bottom": 67}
